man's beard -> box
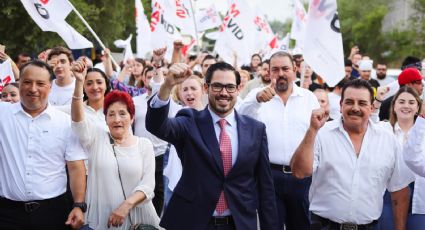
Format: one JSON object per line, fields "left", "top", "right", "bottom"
{"left": 377, "top": 74, "right": 386, "bottom": 80}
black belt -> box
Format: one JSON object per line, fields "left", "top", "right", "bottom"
{"left": 0, "top": 193, "right": 67, "bottom": 213}
{"left": 270, "top": 163, "right": 292, "bottom": 173}
{"left": 311, "top": 213, "right": 377, "bottom": 230}
{"left": 211, "top": 216, "right": 234, "bottom": 226}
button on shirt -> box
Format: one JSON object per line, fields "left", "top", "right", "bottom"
{"left": 239, "top": 84, "right": 319, "bottom": 165}
{"left": 0, "top": 102, "right": 86, "bottom": 201}
{"left": 310, "top": 119, "right": 414, "bottom": 224}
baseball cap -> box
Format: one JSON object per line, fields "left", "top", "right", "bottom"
{"left": 398, "top": 68, "right": 423, "bottom": 85}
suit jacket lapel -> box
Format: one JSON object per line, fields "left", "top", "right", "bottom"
{"left": 195, "top": 108, "right": 224, "bottom": 174}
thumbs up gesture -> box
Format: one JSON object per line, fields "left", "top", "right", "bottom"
{"left": 256, "top": 78, "right": 277, "bottom": 103}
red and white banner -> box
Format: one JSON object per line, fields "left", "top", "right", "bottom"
{"left": 171, "top": 0, "right": 197, "bottom": 38}
{"left": 20, "top": 0, "right": 92, "bottom": 49}
{"left": 195, "top": 4, "right": 221, "bottom": 32}
{"left": 290, "top": 0, "right": 307, "bottom": 48}
{"left": 135, "top": 0, "right": 151, "bottom": 58}
{"left": 303, "top": 0, "right": 345, "bottom": 87}
{"left": 253, "top": 9, "right": 277, "bottom": 49}
{"left": 150, "top": 0, "right": 182, "bottom": 61}
{"left": 214, "top": 0, "right": 259, "bottom": 66}
{"left": 0, "top": 60, "right": 15, "bottom": 92}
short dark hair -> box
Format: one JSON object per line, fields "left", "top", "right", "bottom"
{"left": 401, "top": 56, "right": 422, "bottom": 70}
{"left": 201, "top": 55, "right": 216, "bottom": 66}
{"left": 205, "top": 62, "right": 241, "bottom": 86}
{"left": 269, "top": 51, "right": 294, "bottom": 68}
{"left": 262, "top": 59, "right": 270, "bottom": 66}
{"left": 344, "top": 59, "right": 352, "bottom": 67}
{"left": 20, "top": 60, "right": 55, "bottom": 82}
{"left": 341, "top": 79, "right": 374, "bottom": 103}
{"left": 47, "top": 46, "right": 74, "bottom": 63}
{"left": 13, "top": 53, "right": 31, "bottom": 63}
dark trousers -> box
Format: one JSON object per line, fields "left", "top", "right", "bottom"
{"left": 311, "top": 213, "right": 376, "bottom": 230}
{"left": 272, "top": 169, "right": 311, "bottom": 230}
{"left": 0, "top": 193, "right": 71, "bottom": 230}
{"left": 153, "top": 154, "right": 164, "bottom": 216}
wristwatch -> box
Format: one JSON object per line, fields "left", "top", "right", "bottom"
{"left": 72, "top": 202, "right": 87, "bottom": 213}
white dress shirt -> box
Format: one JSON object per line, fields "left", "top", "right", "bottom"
{"left": 403, "top": 117, "right": 425, "bottom": 214}
{"left": 0, "top": 102, "right": 86, "bottom": 201}
{"left": 133, "top": 93, "right": 180, "bottom": 157}
{"left": 310, "top": 119, "right": 414, "bottom": 224}
{"left": 238, "top": 84, "right": 319, "bottom": 165}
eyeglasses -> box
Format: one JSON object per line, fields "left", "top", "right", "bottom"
{"left": 208, "top": 83, "right": 238, "bottom": 93}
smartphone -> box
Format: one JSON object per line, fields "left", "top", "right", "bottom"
{"left": 0, "top": 44, "right": 5, "bottom": 53}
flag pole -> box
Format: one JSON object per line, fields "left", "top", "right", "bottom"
{"left": 67, "top": 1, "right": 120, "bottom": 70}
{"left": 189, "top": 0, "right": 201, "bottom": 52}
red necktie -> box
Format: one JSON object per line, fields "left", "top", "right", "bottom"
{"left": 216, "top": 119, "right": 232, "bottom": 214}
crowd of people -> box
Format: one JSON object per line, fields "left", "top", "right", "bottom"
{"left": 0, "top": 41, "right": 425, "bottom": 230}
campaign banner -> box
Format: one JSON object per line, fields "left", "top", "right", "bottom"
{"left": 20, "top": 0, "right": 92, "bottom": 49}
{"left": 303, "top": 0, "right": 345, "bottom": 87}
{"left": 0, "top": 60, "right": 15, "bottom": 92}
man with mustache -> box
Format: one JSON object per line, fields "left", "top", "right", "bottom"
{"left": 239, "top": 51, "right": 320, "bottom": 230}
{"left": 291, "top": 79, "right": 413, "bottom": 230}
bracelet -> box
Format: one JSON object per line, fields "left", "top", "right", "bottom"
{"left": 72, "top": 95, "right": 84, "bottom": 100}
{"left": 374, "top": 97, "right": 383, "bottom": 103}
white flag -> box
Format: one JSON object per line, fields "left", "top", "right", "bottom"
{"left": 253, "top": 9, "right": 277, "bottom": 49}
{"left": 303, "top": 0, "right": 345, "bottom": 87}
{"left": 150, "top": 0, "right": 182, "bottom": 61}
{"left": 0, "top": 60, "right": 15, "bottom": 92}
{"left": 195, "top": 4, "right": 221, "bottom": 32}
{"left": 135, "top": 0, "right": 151, "bottom": 58}
{"left": 171, "top": 0, "right": 197, "bottom": 38}
{"left": 20, "top": 0, "right": 92, "bottom": 49}
{"left": 114, "top": 34, "right": 134, "bottom": 62}
{"left": 214, "top": 0, "right": 259, "bottom": 66}
{"left": 290, "top": 0, "right": 307, "bottom": 48}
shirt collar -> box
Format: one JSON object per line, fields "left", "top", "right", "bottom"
{"left": 330, "top": 117, "right": 378, "bottom": 133}
{"left": 208, "top": 106, "right": 237, "bottom": 127}
{"left": 14, "top": 102, "right": 53, "bottom": 119}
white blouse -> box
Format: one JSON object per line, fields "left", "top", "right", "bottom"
{"left": 72, "top": 118, "right": 161, "bottom": 230}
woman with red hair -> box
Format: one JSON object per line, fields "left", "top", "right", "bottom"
{"left": 71, "top": 59, "right": 160, "bottom": 230}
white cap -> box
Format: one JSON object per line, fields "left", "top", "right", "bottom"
{"left": 359, "top": 60, "right": 373, "bottom": 71}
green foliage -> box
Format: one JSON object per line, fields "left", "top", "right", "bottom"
{"left": 0, "top": 0, "right": 144, "bottom": 58}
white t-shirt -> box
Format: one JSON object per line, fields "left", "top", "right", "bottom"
{"left": 49, "top": 78, "right": 76, "bottom": 106}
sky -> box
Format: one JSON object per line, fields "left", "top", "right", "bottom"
{"left": 194, "top": 0, "right": 295, "bottom": 22}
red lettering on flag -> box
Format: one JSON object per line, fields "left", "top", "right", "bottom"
{"left": 40, "top": 0, "right": 49, "bottom": 5}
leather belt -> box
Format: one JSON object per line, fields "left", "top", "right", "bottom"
{"left": 311, "top": 213, "right": 377, "bottom": 230}
{"left": 211, "top": 216, "right": 234, "bottom": 226}
{"left": 270, "top": 163, "right": 292, "bottom": 173}
{"left": 0, "top": 193, "right": 66, "bottom": 213}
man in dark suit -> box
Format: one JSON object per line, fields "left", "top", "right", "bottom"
{"left": 146, "top": 62, "right": 278, "bottom": 230}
